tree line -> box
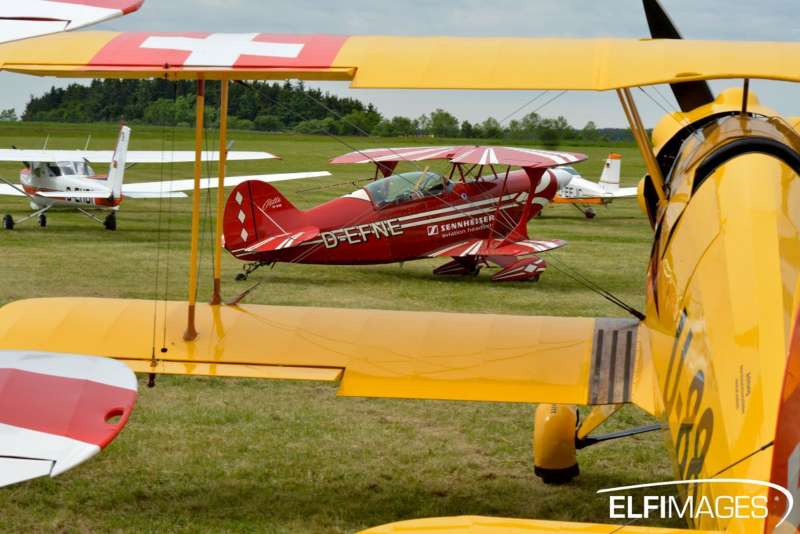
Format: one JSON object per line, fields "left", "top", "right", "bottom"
{"left": 18, "top": 79, "right": 634, "bottom": 146}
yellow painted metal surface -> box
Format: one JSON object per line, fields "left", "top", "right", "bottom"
{"left": 576, "top": 405, "right": 622, "bottom": 439}
{"left": 639, "top": 110, "right": 800, "bottom": 532}
{"left": 0, "top": 298, "right": 598, "bottom": 404}
{"left": 2, "top": 33, "right": 800, "bottom": 90}
{"left": 359, "top": 515, "right": 712, "bottom": 533}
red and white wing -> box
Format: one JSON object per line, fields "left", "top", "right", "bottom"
{"left": 330, "top": 146, "right": 468, "bottom": 165}
{"left": 0, "top": 350, "right": 137, "bottom": 488}
{"left": 0, "top": 1, "right": 144, "bottom": 45}
{"left": 428, "top": 238, "right": 566, "bottom": 258}
{"left": 451, "top": 146, "right": 586, "bottom": 168}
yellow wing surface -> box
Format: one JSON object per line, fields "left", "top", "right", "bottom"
{"left": 0, "top": 297, "right": 648, "bottom": 407}
{"left": 0, "top": 32, "right": 800, "bottom": 88}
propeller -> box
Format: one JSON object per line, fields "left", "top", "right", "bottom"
{"left": 643, "top": 0, "right": 715, "bottom": 112}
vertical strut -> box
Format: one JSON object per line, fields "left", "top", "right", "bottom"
{"left": 617, "top": 88, "right": 666, "bottom": 204}
{"left": 211, "top": 78, "right": 229, "bottom": 305}
{"left": 184, "top": 79, "right": 205, "bottom": 341}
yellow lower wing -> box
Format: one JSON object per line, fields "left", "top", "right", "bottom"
{"left": 360, "top": 515, "right": 714, "bottom": 533}
{"left": 0, "top": 297, "right": 643, "bottom": 406}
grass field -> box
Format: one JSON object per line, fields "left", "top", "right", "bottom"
{"left": 0, "top": 122, "right": 681, "bottom": 532}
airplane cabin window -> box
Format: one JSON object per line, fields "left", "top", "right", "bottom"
{"left": 46, "top": 164, "right": 62, "bottom": 176}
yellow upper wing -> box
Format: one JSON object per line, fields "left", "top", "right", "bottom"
{"left": 0, "top": 297, "right": 648, "bottom": 408}
{"left": 1, "top": 32, "right": 800, "bottom": 88}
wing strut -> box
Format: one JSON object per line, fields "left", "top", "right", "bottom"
{"left": 184, "top": 79, "right": 205, "bottom": 341}
{"left": 211, "top": 78, "right": 230, "bottom": 305}
{"left": 617, "top": 88, "right": 666, "bottom": 204}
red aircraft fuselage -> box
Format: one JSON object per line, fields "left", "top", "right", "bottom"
{"left": 223, "top": 168, "right": 554, "bottom": 266}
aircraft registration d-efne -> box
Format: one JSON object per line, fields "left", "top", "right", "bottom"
{"left": 224, "top": 145, "right": 582, "bottom": 283}
{"left": 0, "top": 125, "right": 330, "bottom": 230}
{"left": 0, "top": 0, "right": 799, "bottom": 533}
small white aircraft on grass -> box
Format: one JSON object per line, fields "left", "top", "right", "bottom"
{"left": 0, "top": 126, "right": 330, "bottom": 230}
{"left": 550, "top": 153, "right": 638, "bottom": 218}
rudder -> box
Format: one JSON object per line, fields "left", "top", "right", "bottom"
{"left": 223, "top": 180, "right": 300, "bottom": 251}
{"left": 598, "top": 153, "right": 622, "bottom": 192}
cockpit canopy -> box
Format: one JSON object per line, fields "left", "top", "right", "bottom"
{"left": 363, "top": 171, "right": 449, "bottom": 207}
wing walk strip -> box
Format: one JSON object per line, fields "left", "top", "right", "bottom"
{"left": 588, "top": 318, "right": 639, "bottom": 404}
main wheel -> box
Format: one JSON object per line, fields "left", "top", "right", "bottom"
{"left": 235, "top": 273, "right": 248, "bottom": 282}
{"left": 2, "top": 214, "right": 14, "bottom": 230}
{"left": 104, "top": 212, "right": 117, "bottom": 231}
{"left": 584, "top": 208, "right": 597, "bottom": 219}
{"left": 38, "top": 213, "right": 47, "bottom": 228}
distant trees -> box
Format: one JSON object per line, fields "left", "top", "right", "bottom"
{"left": 21, "top": 79, "right": 633, "bottom": 145}
{"left": 0, "top": 108, "right": 17, "bottom": 121}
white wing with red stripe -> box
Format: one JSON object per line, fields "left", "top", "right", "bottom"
{"left": 0, "top": 350, "right": 137, "bottom": 488}
{"left": 0, "top": 1, "right": 144, "bottom": 45}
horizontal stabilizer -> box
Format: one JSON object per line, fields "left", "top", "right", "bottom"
{"left": 122, "top": 191, "right": 187, "bottom": 199}
{"left": 0, "top": 350, "right": 137, "bottom": 488}
{"left": 241, "top": 226, "right": 320, "bottom": 254}
{"left": 36, "top": 190, "right": 111, "bottom": 199}
{"left": 0, "top": 149, "right": 277, "bottom": 165}
{"left": 429, "top": 238, "right": 566, "bottom": 258}
{"left": 122, "top": 171, "right": 329, "bottom": 194}
{"left": 0, "top": 298, "right": 645, "bottom": 409}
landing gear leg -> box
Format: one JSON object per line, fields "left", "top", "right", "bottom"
{"left": 571, "top": 203, "right": 597, "bottom": 219}
{"left": 235, "top": 261, "right": 271, "bottom": 281}
{"left": 104, "top": 212, "right": 117, "bottom": 231}
{"left": 7, "top": 205, "right": 51, "bottom": 229}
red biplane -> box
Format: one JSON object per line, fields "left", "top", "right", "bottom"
{"left": 223, "top": 146, "right": 585, "bottom": 282}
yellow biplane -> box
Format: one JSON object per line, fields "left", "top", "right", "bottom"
{"left": 0, "top": 0, "right": 799, "bottom": 532}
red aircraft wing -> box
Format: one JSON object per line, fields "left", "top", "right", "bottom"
{"left": 0, "top": 1, "right": 144, "bottom": 45}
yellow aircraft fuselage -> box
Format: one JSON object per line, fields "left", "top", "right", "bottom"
{"left": 639, "top": 88, "right": 800, "bottom": 532}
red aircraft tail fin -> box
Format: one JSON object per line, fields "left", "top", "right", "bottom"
{"left": 223, "top": 180, "right": 301, "bottom": 251}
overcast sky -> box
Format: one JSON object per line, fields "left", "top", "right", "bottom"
{"left": 2, "top": 0, "right": 799, "bottom": 127}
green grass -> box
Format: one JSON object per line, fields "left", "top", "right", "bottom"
{"left": 0, "top": 122, "right": 679, "bottom": 533}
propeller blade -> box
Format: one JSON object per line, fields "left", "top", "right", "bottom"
{"left": 643, "top": 0, "right": 714, "bottom": 112}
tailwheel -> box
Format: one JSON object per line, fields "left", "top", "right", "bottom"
{"left": 38, "top": 213, "right": 47, "bottom": 228}
{"left": 2, "top": 214, "right": 13, "bottom": 230}
{"left": 533, "top": 404, "right": 579, "bottom": 484}
{"left": 235, "top": 261, "right": 271, "bottom": 282}
{"left": 104, "top": 212, "right": 117, "bottom": 231}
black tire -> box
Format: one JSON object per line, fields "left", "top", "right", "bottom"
{"left": 584, "top": 209, "right": 597, "bottom": 219}
{"left": 534, "top": 464, "right": 580, "bottom": 485}
{"left": 235, "top": 273, "right": 248, "bottom": 282}
{"left": 104, "top": 212, "right": 117, "bottom": 231}
{"left": 2, "top": 214, "right": 14, "bottom": 230}
{"left": 38, "top": 213, "right": 47, "bottom": 228}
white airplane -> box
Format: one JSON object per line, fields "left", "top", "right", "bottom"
{"left": 550, "top": 153, "right": 638, "bottom": 218}
{"left": 0, "top": 126, "right": 330, "bottom": 230}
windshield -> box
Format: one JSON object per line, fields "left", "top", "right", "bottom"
{"left": 364, "top": 171, "right": 447, "bottom": 207}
